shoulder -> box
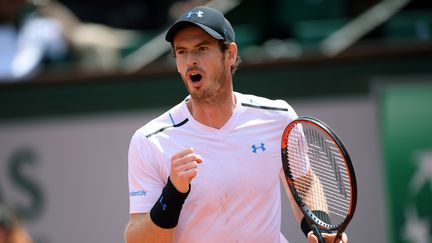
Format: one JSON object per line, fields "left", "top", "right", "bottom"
{"left": 134, "top": 100, "right": 189, "bottom": 139}
{"left": 237, "top": 92, "right": 293, "bottom": 113}
{"left": 236, "top": 92, "right": 298, "bottom": 123}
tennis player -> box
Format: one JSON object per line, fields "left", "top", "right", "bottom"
{"left": 125, "top": 6, "right": 348, "bottom": 243}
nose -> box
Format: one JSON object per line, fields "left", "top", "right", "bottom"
{"left": 186, "top": 54, "right": 198, "bottom": 67}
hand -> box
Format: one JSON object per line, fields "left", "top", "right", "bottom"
{"left": 307, "top": 231, "right": 348, "bottom": 243}
{"left": 170, "top": 147, "right": 203, "bottom": 193}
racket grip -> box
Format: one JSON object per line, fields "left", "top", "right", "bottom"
{"left": 333, "top": 231, "right": 343, "bottom": 243}
{"left": 312, "top": 225, "right": 325, "bottom": 243}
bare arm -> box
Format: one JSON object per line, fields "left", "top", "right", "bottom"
{"left": 125, "top": 147, "right": 202, "bottom": 243}
{"left": 297, "top": 169, "right": 328, "bottom": 213}
{"left": 281, "top": 169, "right": 348, "bottom": 243}
{"left": 280, "top": 168, "right": 328, "bottom": 224}
{"left": 124, "top": 213, "right": 173, "bottom": 243}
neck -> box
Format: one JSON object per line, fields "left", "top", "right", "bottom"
{"left": 187, "top": 91, "right": 236, "bottom": 129}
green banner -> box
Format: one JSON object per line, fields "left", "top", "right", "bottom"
{"left": 379, "top": 81, "right": 432, "bottom": 243}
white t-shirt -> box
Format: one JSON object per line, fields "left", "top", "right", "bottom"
{"left": 128, "top": 92, "right": 298, "bottom": 243}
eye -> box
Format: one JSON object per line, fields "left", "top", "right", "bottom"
{"left": 198, "top": 46, "right": 208, "bottom": 52}
{"left": 176, "top": 49, "right": 187, "bottom": 56}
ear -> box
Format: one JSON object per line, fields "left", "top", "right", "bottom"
{"left": 226, "top": 42, "right": 238, "bottom": 66}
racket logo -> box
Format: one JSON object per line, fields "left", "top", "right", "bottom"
{"left": 305, "top": 129, "right": 347, "bottom": 198}
{"left": 251, "top": 143, "right": 266, "bottom": 153}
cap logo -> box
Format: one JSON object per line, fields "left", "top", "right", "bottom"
{"left": 186, "top": 10, "right": 204, "bottom": 18}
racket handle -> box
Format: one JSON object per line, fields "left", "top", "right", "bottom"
{"left": 333, "top": 231, "right": 343, "bottom": 243}
{"left": 312, "top": 225, "right": 325, "bottom": 243}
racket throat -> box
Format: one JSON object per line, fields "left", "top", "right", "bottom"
{"left": 312, "top": 224, "right": 325, "bottom": 243}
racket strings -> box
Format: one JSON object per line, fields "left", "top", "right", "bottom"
{"left": 287, "top": 156, "right": 350, "bottom": 196}
{"left": 287, "top": 145, "right": 350, "bottom": 183}
{"left": 287, "top": 132, "right": 350, "bottom": 192}
{"left": 301, "top": 174, "right": 350, "bottom": 220}
{"left": 286, "top": 124, "right": 352, "bottom": 226}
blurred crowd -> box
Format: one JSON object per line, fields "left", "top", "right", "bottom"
{"left": 0, "top": 0, "right": 210, "bottom": 82}
{"left": 0, "top": 0, "right": 66, "bottom": 81}
{"left": 1, "top": 0, "right": 431, "bottom": 82}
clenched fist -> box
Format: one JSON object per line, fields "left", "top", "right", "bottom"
{"left": 169, "top": 147, "right": 203, "bottom": 193}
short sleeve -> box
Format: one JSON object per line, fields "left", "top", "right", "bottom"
{"left": 128, "top": 131, "right": 167, "bottom": 213}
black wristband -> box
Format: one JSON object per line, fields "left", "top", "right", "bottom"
{"left": 150, "top": 177, "right": 190, "bottom": 229}
{"left": 300, "top": 210, "right": 332, "bottom": 237}
{"left": 300, "top": 216, "right": 312, "bottom": 237}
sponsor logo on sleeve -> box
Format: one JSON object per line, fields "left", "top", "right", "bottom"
{"left": 129, "top": 190, "right": 146, "bottom": 197}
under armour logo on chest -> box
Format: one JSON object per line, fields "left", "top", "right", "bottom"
{"left": 187, "top": 10, "right": 204, "bottom": 18}
{"left": 251, "top": 143, "right": 266, "bottom": 153}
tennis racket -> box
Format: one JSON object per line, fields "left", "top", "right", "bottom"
{"left": 281, "top": 117, "right": 357, "bottom": 243}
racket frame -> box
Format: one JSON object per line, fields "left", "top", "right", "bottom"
{"left": 281, "top": 116, "right": 357, "bottom": 242}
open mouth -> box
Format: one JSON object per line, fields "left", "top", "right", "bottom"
{"left": 190, "top": 73, "right": 202, "bottom": 83}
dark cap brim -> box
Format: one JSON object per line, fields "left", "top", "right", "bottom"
{"left": 165, "top": 20, "right": 225, "bottom": 43}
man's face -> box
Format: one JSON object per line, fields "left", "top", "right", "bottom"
{"left": 173, "top": 25, "right": 229, "bottom": 103}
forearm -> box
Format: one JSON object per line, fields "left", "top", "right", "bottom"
{"left": 125, "top": 177, "right": 190, "bottom": 243}
{"left": 281, "top": 169, "right": 329, "bottom": 224}
{"left": 125, "top": 213, "right": 174, "bottom": 243}
{"left": 295, "top": 169, "right": 328, "bottom": 212}
{"left": 305, "top": 172, "right": 328, "bottom": 212}
{"left": 125, "top": 148, "right": 199, "bottom": 243}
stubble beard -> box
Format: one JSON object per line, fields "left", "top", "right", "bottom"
{"left": 185, "top": 58, "right": 228, "bottom": 106}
